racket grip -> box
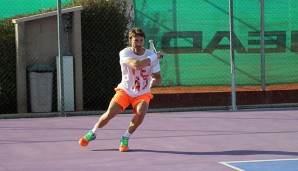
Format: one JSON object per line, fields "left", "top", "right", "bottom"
{"left": 160, "top": 55, "right": 164, "bottom": 58}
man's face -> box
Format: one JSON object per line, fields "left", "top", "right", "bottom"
{"left": 130, "top": 35, "right": 145, "bottom": 50}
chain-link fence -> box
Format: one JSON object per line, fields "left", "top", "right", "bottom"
{"left": 1, "top": 0, "right": 298, "bottom": 117}
{"left": 135, "top": 0, "right": 298, "bottom": 87}
{"left": 135, "top": 0, "right": 298, "bottom": 110}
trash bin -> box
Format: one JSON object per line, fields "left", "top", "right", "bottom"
{"left": 28, "top": 64, "right": 54, "bottom": 113}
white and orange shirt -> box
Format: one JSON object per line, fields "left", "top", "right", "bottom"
{"left": 117, "top": 47, "right": 160, "bottom": 97}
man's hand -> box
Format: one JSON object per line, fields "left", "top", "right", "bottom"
{"left": 150, "top": 72, "right": 162, "bottom": 87}
{"left": 156, "top": 51, "right": 163, "bottom": 59}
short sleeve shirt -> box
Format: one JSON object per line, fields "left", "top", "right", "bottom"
{"left": 117, "top": 47, "right": 160, "bottom": 97}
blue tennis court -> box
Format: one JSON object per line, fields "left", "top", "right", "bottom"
{"left": 221, "top": 159, "right": 298, "bottom": 171}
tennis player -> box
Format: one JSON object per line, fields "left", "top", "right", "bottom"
{"left": 79, "top": 28, "right": 163, "bottom": 152}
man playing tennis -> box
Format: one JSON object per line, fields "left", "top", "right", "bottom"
{"left": 79, "top": 28, "right": 163, "bottom": 152}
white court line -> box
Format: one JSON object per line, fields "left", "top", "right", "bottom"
{"left": 219, "top": 158, "right": 298, "bottom": 171}
{"left": 219, "top": 162, "right": 245, "bottom": 171}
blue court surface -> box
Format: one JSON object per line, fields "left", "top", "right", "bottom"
{"left": 220, "top": 158, "right": 298, "bottom": 171}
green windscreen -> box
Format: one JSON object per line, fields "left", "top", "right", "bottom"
{"left": 134, "top": 0, "right": 298, "bottom": 86}
{"left": 0, "top": 0, "right": 71, "bottom": 19}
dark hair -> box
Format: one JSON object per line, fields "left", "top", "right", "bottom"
{"left": 128, "top": 28, "right": 146, "bottom": 39}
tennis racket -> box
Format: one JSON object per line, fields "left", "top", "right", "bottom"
{"left": 149, "top": 40, "right": 163, "bottom": 58}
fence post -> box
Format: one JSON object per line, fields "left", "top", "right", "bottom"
{"left": 57, "top": 0, "right": 65, "bottom": 116}
{"left": 229, "top": 0, "right": 237, "bottom": 111}
{"left": 260, "top": 0, "right": 266, "bottom": 91}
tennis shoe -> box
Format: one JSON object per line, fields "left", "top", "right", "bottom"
{"left": 119, "top": 136, "right": 129, "bottom": 152}
{"left": 79, "top": 130, "right": 96, "bottom": 146}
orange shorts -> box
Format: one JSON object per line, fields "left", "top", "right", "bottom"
{"left": 111, "top": 88, "right": 153, "bottom": 113}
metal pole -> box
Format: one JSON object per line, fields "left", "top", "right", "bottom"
{"left": 260, "top": 0, "right": 266, "bottom": 91}
{"left": 229, "top": 0, "right": 237, "bottom": 111}
{"left": 173, "top": 0, "right": 180, "bottom": 85}
{"left": 57, "top": 0, "right": 65, "bottom": 116}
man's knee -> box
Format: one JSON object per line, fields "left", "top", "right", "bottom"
{"left": 135, "top": 101, "right": 149, "bottom": 115}
{"left": 135, "top": 107, "right": 147, "bottom": 116}
{"left": 103, "top": 102, "right": 123, "bottom": 119}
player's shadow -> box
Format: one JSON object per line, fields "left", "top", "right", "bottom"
{"left": 129, "top": 149, "right": 298, "bottom": 156}
{"left": 91, "top": 149, "right": 298, "bottom": 156}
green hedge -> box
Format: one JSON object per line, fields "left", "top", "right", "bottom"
{"left": 0, "top": 19, "right": 17, "bottom": 113}
{"left": 80, "top": 0, "right": 129, "bottom": 110}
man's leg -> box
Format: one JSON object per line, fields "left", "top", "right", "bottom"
{"left": 79, "top": 102, "right": 123, "bottom": 146}
{"left": 97, "top": 102, "right": 123, "bottom": 128}
{"left": 119, "top": 101, "right": 149, "bottom": 152}
{"left": 128, "top": 101, "right": 149, "bottom": 134}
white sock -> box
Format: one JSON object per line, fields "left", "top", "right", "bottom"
{"left": 123, "top": 130, "right": 131, "bottom": 138}
{"left": 91, "top": 123, "right": 99, "bottom": 134}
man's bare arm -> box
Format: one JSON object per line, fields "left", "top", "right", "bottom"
{"left": 124, "top": 52, "right": 163, "bottom": 69}
{"left": 125, "top": 58, "right": 151, "bottom": 69}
